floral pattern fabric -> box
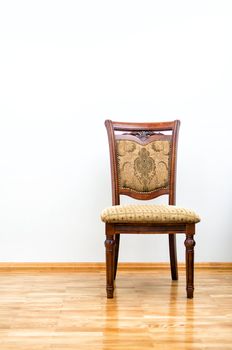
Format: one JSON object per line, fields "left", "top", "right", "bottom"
{"left": 116, "top": 139, "right": 171, "bottom": 193}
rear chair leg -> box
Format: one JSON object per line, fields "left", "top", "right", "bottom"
{"left": 169, "top": 234, "right": 178, "bottom": 280}
{"left": 114, "top": 234, "right": 120, "bottom": 280}
{"left": 184, "top": 228, "right": 196, "bottom": 298}
{"left": 105, "top": 233, "right": 115, "bottom": 298}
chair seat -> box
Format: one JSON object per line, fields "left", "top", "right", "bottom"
{"left": 101, "top": 204, "right": 200, "bottom": 224}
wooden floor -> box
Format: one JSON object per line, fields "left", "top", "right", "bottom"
{"left": 0, "top": 268, "right": 232, "bottom": 350}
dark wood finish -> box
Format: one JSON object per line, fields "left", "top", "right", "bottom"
{"left": 105, "top": 120, "right": 120, "bottom": 206}
{"left": 104, "top": 119, "right": 197, "bottom": 299}
{"left": 113, "top": 223, "right": 186, "bottom": 234}
{"left": 167, "top": 120, "right": 180, "bottom": 281}
{"left": 185, "top": 224, "right": 196, "bottom": 298}
{"left": 113, "top": 234, "right": 120, "bottom": 280}
{"left": 116, "top": 133, "right": 172, "bottom": 144}
{"left": 105, "top": 224, "right": 115, "bottom": 298}
{"left": 169, "top": 234, "right": 178, "bottom": 280}
{"left": 118, "top": 187, "right": 169, "bottom": 200}
{"left": 112, "top": 120, "right": 177, "bottom": 131}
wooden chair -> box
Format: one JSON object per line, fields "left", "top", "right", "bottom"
{"left": 101, "top": 120, "right": 200, "bottom": 299}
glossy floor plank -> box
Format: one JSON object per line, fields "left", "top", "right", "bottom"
{"left": 0, "top": 268, "right": 232, "bottom": 349}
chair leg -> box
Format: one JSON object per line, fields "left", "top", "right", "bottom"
{"left": 184, "top": 226, "right": 196, "bottom": 298}
{"left": 105, "top": 231, "right": 115, "bottom": 298}
{"left": 114, "top": 234, "right": 120, "bottom": 280}
{"left": 169, "top": 234, "right": 178, "bottom": 280}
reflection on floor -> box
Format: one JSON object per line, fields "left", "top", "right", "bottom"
{"left": 0, "top": 268, "right": 232, "bottom": 349}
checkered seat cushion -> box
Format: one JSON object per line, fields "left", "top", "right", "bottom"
{"left": 101, "top": 204, "right": 200, "bottom": 224}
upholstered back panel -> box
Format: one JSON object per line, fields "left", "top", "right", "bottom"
{"left": 116, "top": 138, "right": 171, "bottom": 193}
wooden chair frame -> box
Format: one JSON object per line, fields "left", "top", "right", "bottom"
{"left": 104, "top": 120, "right": 196, "bottom": 299}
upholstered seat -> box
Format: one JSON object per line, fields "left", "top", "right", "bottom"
{"left": 101, "top": 204, "right": 200, "bottom": 224}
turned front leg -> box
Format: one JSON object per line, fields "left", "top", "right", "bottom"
{"left": 105, "top": 234, "right": 115, "bottom": 298}
{"left": 184, "top": 232, "right": 196, "bottom": 299}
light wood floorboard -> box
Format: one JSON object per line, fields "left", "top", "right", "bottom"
{"left": 0, "top": 268, "right": 231, "bottom": 349}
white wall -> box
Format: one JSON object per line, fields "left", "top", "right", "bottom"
{"left": 0, "top": 0, "right": 231, "bottom": 262}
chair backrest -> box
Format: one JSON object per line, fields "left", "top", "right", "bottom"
{"left": 105, "top": 120, "right": 180, "bottom": 206}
